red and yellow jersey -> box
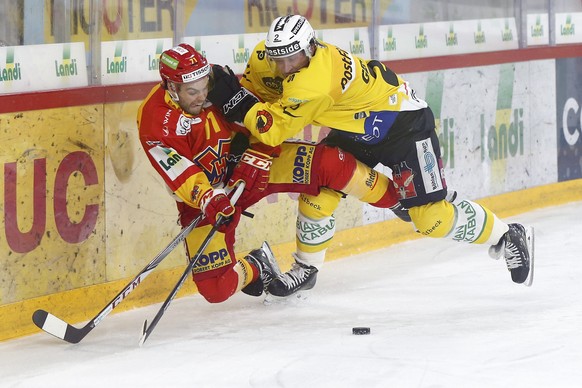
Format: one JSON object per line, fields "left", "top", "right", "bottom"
{"left": 137, "top": 83, "right": 244, "bottom": 210}
{"left": 241, "top": 40, "right": 427, "bottom": 146}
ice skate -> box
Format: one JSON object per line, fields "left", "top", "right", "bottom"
{"left": 242, "top": 241, "right": 281, "bottom": 296}
{"left": 490, "top": 223, "right": 535, "bottom": 286}
{"left": 267, "top": 255, "right": 318, "bottom": 297}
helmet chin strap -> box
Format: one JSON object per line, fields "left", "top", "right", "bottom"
{"left": 168, "top": 82, "right": 180, "bottom": 102}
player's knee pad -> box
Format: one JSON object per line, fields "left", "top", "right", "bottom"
{"left": 316, "top": 146, "right": 398, "bottom": 208}
{"left": 298, "top": 188, "right": 341, "bottom": 219}
{"left": 315, "top": 145, "right": 356, "bottom": 189}
{"left": 195, "top": 270, "right": 239, "bottom": 303}
{"left": 342, "top": 160, "right": 398, "bottom": 207}
{"left": 409, "top": 200, "right": 455, "bottom": 238}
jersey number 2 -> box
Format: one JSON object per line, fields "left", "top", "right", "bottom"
{"left": 367, "top": 60, "right": 399, "bottom": 87}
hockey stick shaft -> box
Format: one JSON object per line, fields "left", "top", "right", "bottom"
{"left": 32, "top": 212, "right": 204, "bottom": 343}
{"left": 139, "top": 182, "right": 245, "bottom": 345}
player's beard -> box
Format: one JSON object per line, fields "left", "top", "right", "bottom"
{"left": 181, "top": 101, "right": 203, "bottom": 116}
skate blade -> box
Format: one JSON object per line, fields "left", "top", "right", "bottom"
{"left": 263, "top": 290, "right": 312, "bottom": 306}
{"left": 523, "top": 226, "right": 535, "bottom": 287}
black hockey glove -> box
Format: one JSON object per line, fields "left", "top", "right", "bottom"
{"left": 207, "top": 65, "right": 259, "bottom": 123}
{"left": 389, "top": 202, "right": 411, "bottom": 222}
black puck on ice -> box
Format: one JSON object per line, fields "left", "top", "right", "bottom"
{"left": 352, "top": 327, "right": 370, "bottom": 335}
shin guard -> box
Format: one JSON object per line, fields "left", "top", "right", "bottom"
{"left": 410, "top": 197, "right": 508, "bottom": 244}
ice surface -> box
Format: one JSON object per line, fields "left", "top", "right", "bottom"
{"left": 1, "top": 202, "right": 581, "bottom": 388}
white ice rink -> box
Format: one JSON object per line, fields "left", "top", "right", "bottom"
{"left": 2, "top": 201, "right": 581, "bottom": 388}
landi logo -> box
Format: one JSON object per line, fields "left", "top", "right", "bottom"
{"left": 445, "top": 24, "right": 458, "bottom": 46}
{"left": 531, "top": 15, "right": 544, "bottom": 38}
{"left": 0, "top": 47, "right": 21, "bottom": 82}
{"left": 148, "top": 40, "right": 164, "bottom": 71}
{"left": 501, "top": 19, "right": 514, "bottom": 42}
{"left": 106, "top": 42, "right": 127, "bottom": 74}
{"left": 349, "top": 30, "right": 365, "bottom": 54}
{"left": 415, "top": 25, "right": 428, "bottom": 49}
{"left": 232, "top": 35, "right": 250, "bottom": 64}
{"left": 425, "top": 72, "right": 455, "bottom": 168}
{"left": 383, "top": 27, "right": 396, "bottom": 52}
{"left": 561, "top": 14, "right": 575, "bottom": 37}
{"left": 55, "top": 44, "right": 78, "bottom": 77}
{"left": 474, "top": 21, "right": 486, "bottom": 44}
{"left": 481, "top": 64, "right": 524, "bottom": 162}
{"left": 194, "top": 38, "right": 207, "bottom": 59}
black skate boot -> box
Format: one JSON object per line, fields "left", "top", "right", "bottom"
{"left": 242, "top": 241, "right": 281, "bottom": 296}
{"left": 489, "top": 223, "right": 534, "bottom": 286}
{"left": 267, "top": 256, "right": 318, "bottom": 297}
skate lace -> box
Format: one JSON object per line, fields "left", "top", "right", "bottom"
{"left": 278, "top": 263, "right": 312, "bottom": 289}
{"left": 505, "top": 241, "right": 524, "bottom": 269}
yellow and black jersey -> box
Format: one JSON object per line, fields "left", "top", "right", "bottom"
{"left": 241, "top": 40, "right": 427, "bottom": 147}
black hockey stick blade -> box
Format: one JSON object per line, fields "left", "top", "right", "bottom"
{"left": 32, "top": 309, "right": 89, "bottom": 344}
{"left": 138, "top": 319, "right": 148, "bottom": 347}
{"left": 32, "top": 213, "right": 204, "bottom": 344}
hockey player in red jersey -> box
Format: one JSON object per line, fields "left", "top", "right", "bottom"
{"left": 137, "top": 44, "right": 401, "bottom": 303}
{"left": 207, "top": 15, "right": 535, "bottom": 291}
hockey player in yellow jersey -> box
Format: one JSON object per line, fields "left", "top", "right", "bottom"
{"left": 207, "top": 15, "right": 534, "bottom": 293}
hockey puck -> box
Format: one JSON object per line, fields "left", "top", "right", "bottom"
{"left": 352, "top": 327, "right": 370, "bottom": 335}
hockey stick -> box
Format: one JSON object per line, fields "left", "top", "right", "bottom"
{"left": 32, "top": 212, "right": 205, "bottom": 344}
{"left": 139, "top": 182, "right": 245, "bottom": 346}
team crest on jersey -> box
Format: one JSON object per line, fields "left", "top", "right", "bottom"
{"left": 262, "top": 76, "right": 283, "bottom": 94}
{"left": 193, "top": 137, "right": 231, "bottom": 185}
{"left": 255, "top": 110, "right": 273, "bottom": 133}
{"left": 176, "top": 115, "right": 202, "bottom": 136}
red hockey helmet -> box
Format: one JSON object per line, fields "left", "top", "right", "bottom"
{"left": 159, "top": 43, "right": 210, "bottom": 84}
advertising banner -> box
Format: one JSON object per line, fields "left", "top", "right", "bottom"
{"left": 44, "top": 1, "right": 198, "bottom": 44}
{"left": 555, "top": 12, "right": 582, "bottom": 45}
{"left": 378, "top": 18, "right": 518, "bottom": 61}
{"left": 317, "top": 27, "right": 371, "bottom": 59}
{"left": 556, "top": 57, "right": 582, "bottom": 181}
{"left": 364, "top": 60, "right": 558, "bottom": 224}
{"left": 244, "top": 0, "right": 388, "bottom": 31}
{"left": 527, "top": 13, "right": 550, "bottom": 46}
{"left": 0, "top": 106, "right": 105, "bottom": 304}
{"left": 100, "top": 38, "right": 172, "bottom": 85}
{"left": 183, "top": 33, "right": 264, "bottom": 75}
{"left": 0, "top": 42, "right": 87, "bottom": 94}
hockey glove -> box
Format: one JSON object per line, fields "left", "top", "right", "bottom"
{"left": 207, "top": 65, "right": 259, "bottom": 123}
{"left": 228, "top": 149, "right": 272, "bottom": 193}
{"left": 201, "top": 189, "right": 239, "bottom": 233}
{"left": 389, "top": 202, "right": 411, "bottom": 222}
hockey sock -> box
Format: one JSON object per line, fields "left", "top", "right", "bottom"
{"left": 409, "top": 197, "right": 509, "bottom": 244}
